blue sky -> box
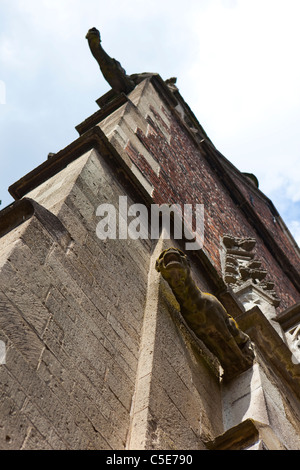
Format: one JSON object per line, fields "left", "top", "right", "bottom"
{"left": 0, "top": 0, "right": 299, "bottom": 246}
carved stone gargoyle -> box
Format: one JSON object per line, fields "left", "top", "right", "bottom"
{"left": 86, "top": 27, "right": 135, "bottom": 94}
{"left": 155, "top": 248, "right": 255, "bottom": 380}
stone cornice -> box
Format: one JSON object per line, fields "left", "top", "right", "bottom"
{"left": 200, "top": 140, "right": 300, "bottom": 293}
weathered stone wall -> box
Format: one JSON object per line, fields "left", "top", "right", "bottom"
{"left": 0, "top": 149, "right": 152, "bottom": 449}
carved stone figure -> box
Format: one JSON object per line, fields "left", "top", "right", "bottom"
{"left": 156, "top": 248, "right": 254, "bottom": 379}
{"left": 222, "top": 235, "right": 280, "bottom": 306}
{"left": 86, "top": 27, "right": 135, "bottom": 94}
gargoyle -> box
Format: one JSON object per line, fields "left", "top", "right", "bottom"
{"left": 86, "top": 27, "right": 135, "bottom": 94}
{"left": 156, "top": 248, "right": 254, "bottom": 380}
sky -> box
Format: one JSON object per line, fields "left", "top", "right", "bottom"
{"left": 0, "top": 0, "right": 299, "bottom": 246}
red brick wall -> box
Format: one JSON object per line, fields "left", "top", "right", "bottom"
{"left": 125, "top": 102, "right": 299, "bottom": 312}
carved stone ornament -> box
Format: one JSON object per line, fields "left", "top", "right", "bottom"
{"left": 86, "top": 27, "right": 135, "bottom": 95}
{"left": 222, "top": 235, "right": 280, "bottom": 307}
{"left": 285, "top": 325, "right": 300, "bottom": 364}
{"left": 156, "top": 248, "right": 254, "bottom": 380}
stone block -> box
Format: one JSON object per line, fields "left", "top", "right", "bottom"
{"left": 222, "top": 364, "right": 269, "bottom": 430}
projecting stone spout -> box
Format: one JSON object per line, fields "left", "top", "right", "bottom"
{"left": 156, "top": 248, "right": 255, "bottom": 380}
{"left": 86, "top": 27, "right": 135, "bottom": 94}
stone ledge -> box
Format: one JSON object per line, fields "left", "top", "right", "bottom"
{"left": 0, "top": 197, "right": 72, "bottom": 250}
{"left": 205, "top": 418, "right": 286, "bottom": 450}
{"left": 276, "top": 302, "right": 300, "bottom": 331}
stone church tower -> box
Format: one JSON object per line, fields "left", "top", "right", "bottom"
{"left": 0, "top": 30, "right": 300, "bottom": 450}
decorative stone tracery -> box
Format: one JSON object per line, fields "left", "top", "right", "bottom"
{"left": 222, "top": 235, "right": 280, "bottom": 307}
